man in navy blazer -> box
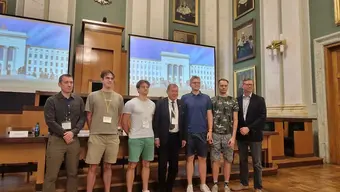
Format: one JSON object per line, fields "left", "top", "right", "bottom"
{"left": 232, "top": 78, "right": 267, "bottom": 192}
{"left": 153, "top": 84, "right": 187, "bottom": 192}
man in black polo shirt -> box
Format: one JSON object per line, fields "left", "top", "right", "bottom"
{"left": 181, "top": 76, "right": 213, "bottom": 192}
{"left": 42, "top": 74, "right": 86, "bottom": 192}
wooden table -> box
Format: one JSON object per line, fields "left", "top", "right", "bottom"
{"left": 234, "top": 131, "right": 278, "bottom": 167}
{"left": 0, "top": 136, "right": 46, "bottom": 188}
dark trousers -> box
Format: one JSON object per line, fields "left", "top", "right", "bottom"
{"left": 158, "top": 132, "right": 181, "bottom": 192}
{"left": 237, "top": 140, "right": 262, "bottom": 189}
{"left": 42, "top": 135, "right": 80, "bottom": 192}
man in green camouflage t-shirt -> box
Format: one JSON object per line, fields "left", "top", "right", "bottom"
{"left": 210, "top": 79, "right": 239, "bottom": 192}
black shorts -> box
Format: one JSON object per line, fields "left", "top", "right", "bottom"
{"left": 186, "top": 132, "right": 208, "bottom": 158}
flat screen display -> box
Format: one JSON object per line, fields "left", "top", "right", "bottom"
{"left": 0, "top": 15, "right": 72, "bottom": 93}
{"left": 128, "top": 35, "right": 216, "bottom": 98}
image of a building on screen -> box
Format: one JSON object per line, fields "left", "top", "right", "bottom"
{"left": 26, "top": 47, "right": 68, "bottom": 80}
{"left": 130, "top": 51, "right": 214, "bottom": 90}
{"left": 0, "top": 28, "right": 68, "bottom": 80}
{"left": 0, "top": 29, "right": 27, "bottom": 76}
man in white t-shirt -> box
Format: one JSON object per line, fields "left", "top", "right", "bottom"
{"left": 122, "top": 80, "right": 155, "bottom": 192}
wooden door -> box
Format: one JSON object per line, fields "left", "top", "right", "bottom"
{"left": 325, "top": 43, "right": 340, "bottom": 164}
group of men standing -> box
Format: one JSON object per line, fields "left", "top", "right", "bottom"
{"left": 42, "top": 70, "right": 266, "bottom": 192}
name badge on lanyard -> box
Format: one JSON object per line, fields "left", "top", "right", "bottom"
{"left": 63, "top": 99, "right": 72, "bottom": 130}
{"left": 101, "top": 91, "right": 113, "bottom": 124}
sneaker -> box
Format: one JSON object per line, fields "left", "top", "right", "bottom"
{"left": 231, "top": 184, "right": 249, "bottom": 191}
{"left": 200, "top": 184, "right": 211, "bottom": 192}
{"left": 255, "top": 189, "right": 262, "bottom": 192}
{"left": 142, "top": 190, "right": 150, "bottom": 192}
{"left": 224, "top": 185, "right": 231, "bottom": 192}
{"left": 187, "top": 185, "right": 194, "bottom": 192}
{"left": 211, "top": 184, "right": 218, "bottom": 192}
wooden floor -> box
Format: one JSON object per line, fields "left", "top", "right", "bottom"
{"left": 1, "top": 164, "right": 340, "bottom": 192}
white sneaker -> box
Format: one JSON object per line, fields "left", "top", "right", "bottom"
{"left": 211, "top": 184, "right": 218, "bottom": 192}
{"left": 200, "top": 184, "right": 211, "bottom": 192}
{"left": 224, "top": 185, "right": 231, "bottom": 192}
{"left": 142, "top": 190, "right": 150, "bottom": 192}
{"left": 187, "top": 184, "right": 194, "bottom": 192}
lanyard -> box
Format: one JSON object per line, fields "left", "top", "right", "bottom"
{"left": 101, "top": 91, "right": 113, "bottom": 113}
{"left": 65, "top": 98, "right": 72, "bottom": 122}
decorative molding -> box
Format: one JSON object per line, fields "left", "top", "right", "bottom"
{"left": 313, "top": 31, "right": 340, "bottom": 163}
{"left": 267, "top": 104, "right": 308, "bottom": 116}
{"left": 94, "top": 0, "right": 112, "bottom": 5}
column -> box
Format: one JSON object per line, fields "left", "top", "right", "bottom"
{"left": 131, "top": 0, "right": 148, "bottom": 36}
{"left": 281, "top": 0, "right": 308, "bottom": 115}
{"left": 200, "top": 0, "right": 218, "bottom": 47}
{"left": 125, "top": 0, "right": 148, "bottom": 49}
{"left": 2, "top": 46, "right": 8, "bottom": 75}
{"left": 11, "top": 48, "right": 16, "bottom": 75}
{"left": 149, "top": 0, "right": 168, "bottom": 39}
{"left": 217, "top": 0, "right": 233, "bottom": 94}
{"left": 260, "top": 0, "right": 283, "bottom": 115}
{"left": 48, "top": 0, "right": 69, "bottom": 23}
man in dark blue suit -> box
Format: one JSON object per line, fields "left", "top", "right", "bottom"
{"left": 153, "top": 84, "right": 187, "bottom": 192}
{"left": 232, "top": 78, "right": 267, "bottom": 192}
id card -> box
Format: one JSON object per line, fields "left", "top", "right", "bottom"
{"left": 103, "top": 116, "right": 112, "bottom": 124}
{"left": 142, "top": 120, "right": 149, "bottom": 129}
{"left": 62, "top": 122, "right": 71, "bottom": 130}
{"left": 171, "top": 118, "right": 178, "bottom": 125}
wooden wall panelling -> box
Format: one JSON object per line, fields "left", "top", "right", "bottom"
{"left": 271, "top": 121, "right": 285, "bottom": 159}
{"left": 78, "top": 19, "right": 125, "bottom": 94}
{"left": 121, "top": 50, "right": 127, "bottom": 95}
{"left": 0, "top": 114, "right": 23, "bottom": 134}
{"left": 294, "top": 121, "right": 314, "bottom": 157}
{"left": 74, "top": 45, "right": 84, "bottom": 93}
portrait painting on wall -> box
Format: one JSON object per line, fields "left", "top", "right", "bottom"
{"left": 334, "top": 0, "right": 340, "bottom": 25}
{"left": 233, "top": 19, "right": 255, "bottom": 63}
{"left": 173, "top": 0, "right": 198, "bottom": 26}
{"left": 234, "top": 0, "right": 255, "bottom": 20}
{"left": 0, "top": 0, "right": 7, "bottom": 14}
{"left": 233, "top": 66, "right": 256, "bottom": 97}
{"left": 173, "top": 30, "right": 197, "bottom": 44}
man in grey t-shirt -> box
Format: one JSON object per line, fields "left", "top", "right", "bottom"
{"left": 122, "top": 80, "right": 155, "bottom": 192}
{"left": 85, "top": 70, "right": 124, "bottom": 192}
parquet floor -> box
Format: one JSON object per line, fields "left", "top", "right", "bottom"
{"left": 1, "top": 164, "right": 340, "bottom": 192}
{"left": 175, "top": 164, "right": 340, "bottom": 192}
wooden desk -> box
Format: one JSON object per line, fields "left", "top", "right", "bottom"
{"left": 234, "top": 131, "right": 278, "bottom": 167}
{"left": 0, "top": 136, "right": 46, "bottom": 188}
{"left": 266, "top": 117, "right": 316, "bottom": 159}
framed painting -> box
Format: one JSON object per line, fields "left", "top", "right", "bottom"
{"left": 233, "top": 19, "right": 255, "bottom": 63}
{"left": 334, "top": 0, "right": 340, "bottom": 25}
{"left": 0, "top": 0, "right": 7, "bottom": 14}
{"left": 173, "top": 0, "right": 198, "bottom": 26}
{"left": 173, "top": 30, "right": 197, "bottom": 44}
{"left": 233, "top": 66, "right": 256, "bottom": 97}
{"left": 234, "top": 0, "right": 255, "bottom": 20}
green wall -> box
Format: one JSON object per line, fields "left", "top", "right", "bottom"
{"left": 309, "top": 0, "right": 340, "bottom": 103}
{"left": 168, "top": 0, "right": 200, "bottom": 43}
{"left": 6, "top": 0, "right": 16, "bottom": 15}
{"left": 232, "top": 0, "right": 261, "bottom": 96}
{"left": 74, "top": 0, "right": 126, "bottom": 47}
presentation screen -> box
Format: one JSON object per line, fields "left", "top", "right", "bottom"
{"left": 0, "top": 15, "right": 72, "bottom": 93}
{"left": 128, "top": 35, "right": 216, "bottom": 98}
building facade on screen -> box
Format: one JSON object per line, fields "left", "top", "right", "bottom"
{"left": 0, "top": 29, "right": 69, "bottom": 79}
{"left": 0, "top": 16, "right": 71, "bottom": 80}
{"left": 130, "top": 51, "right": 215, "bottom": 90}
